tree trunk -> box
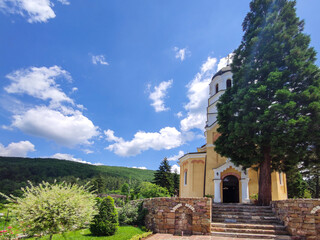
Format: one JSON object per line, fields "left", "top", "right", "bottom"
{"left": 258, "top": 147, "right": 272, "bottom": 206}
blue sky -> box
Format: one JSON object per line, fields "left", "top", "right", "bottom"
{"left": 0, "top": 0, "right": 319, "bottom": 172}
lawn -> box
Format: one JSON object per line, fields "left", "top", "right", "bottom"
{"left": 27, "top": 226, "right": 146, "bottom": 240}
{"left": 1, "top": 206, "right": 150, "bottom": 240}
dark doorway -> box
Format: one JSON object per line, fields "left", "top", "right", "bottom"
{"left": 223, "top": 175, "right": 239, "bottom": 203}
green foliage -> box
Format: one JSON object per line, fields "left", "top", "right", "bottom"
{"left": 0, "top": 157, "right": 155, "bottom": 203}
{"left": 130, "top": 231, "right": 152, "bottom": 240}
{"left": 27, "top": 226, "right": 146, "bottom": 240}
{"left": 286, "top": 167, "right": 308, "bottom": 198}
{"left": 118, "top": 201, "right": 147, "bottom": 226}
{"left": 139, "top": 182, "right": 170, "bottom": 198}
{"left": 121, "top": 183, "right": 130, "bottom": 195}
{"left": 90, "top": 197, "right": 119, "bottom": 236}
{"left": 250, "top": 193, "right": 258, "bottom": 201}
{"left": 172, "top": 170, "right": 180, "bottom": 196}
{"left": 153, "top": 158, "right": 174, "bottom": 195}
{"left": 1, "top": 181, "right": 97, "bottom": 239}
{"left": 215, "top": 0, "right": 320, "bottom": 205}
{"left": 92, "top": 175, "right": 106, "bottom": 194}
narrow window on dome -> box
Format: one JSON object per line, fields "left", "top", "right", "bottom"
{"left": 227, "top": 79, "right": 232, "bottom": 88}
{"left": 215, "top": 83, "right": 219, "bottom": 93}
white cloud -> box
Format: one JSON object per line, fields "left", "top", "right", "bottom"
{"left": 93, "top": 162, "right": 104, "bottom": 166}
{"left": 57, "top": 0, "right": 70, "bottom": 5}
{"left": 149, "top": 80, "right": 173, "bottom": 112}
{"left": 12, "top": 106, "right": 99, "bottom": 147}
{"left": 5, "top": 66, "right": 73, "bottom": 105}
{"left": 4, "top": 66, "right": 100, "bottom": 147}
{"left": 180, "top": 57, "right": 217, "bottom": 131}
{"left": 217, "top": 53, "right": 234, "bottom": 71}
{"left": 92, "top": 55, "right": 109, "bottom": 65}
{"left": 132, "top": 166, "right": 147, "bottom": 170}
{"left": 176, "top": 112, "right": 183, "bottom": 118}
{"left": 0, "top": 0, "right": 68, "bottom": 23}
{"left": 105, "top": 127, "right": 183, "bottom": 157}
{"left": 0, "top": 140, "right": 35, "bottom": 157}
{"left": 171, "top": 164, "right": 180, "bottom": 174}
{"left": 174, "top": 47, "right": 190, "bottom": 61}
{"left": 84, "top": 149, "right": 94, "bottom": 154}
{"left": 167, "top": 150, "right": 184, "bottom": 161}
{"left": 51, "top": 153, "right": 93, "bottom": 165}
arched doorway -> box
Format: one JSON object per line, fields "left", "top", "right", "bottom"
{"left": 223, "top": 175, "right": 239, "bottom": 203}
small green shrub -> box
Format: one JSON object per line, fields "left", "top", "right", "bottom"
{"left": 139, "top": 182, "right": 169, "bottom": 198}
{"left": 90, "top": 196, "right": 119, "bottom": 236}
{"left": 130, "top": 231, "right": 153, "bottom": 240}
{"left": 118, "top": 201, "right": 147, "bottom": 226}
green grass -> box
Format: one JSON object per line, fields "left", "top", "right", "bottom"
{"left": 28, "top": 226, "right": 146, "bottom": 240}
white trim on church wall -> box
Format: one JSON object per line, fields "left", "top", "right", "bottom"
{"left": 179, "top": 153, "right": 206, "bottom": 163}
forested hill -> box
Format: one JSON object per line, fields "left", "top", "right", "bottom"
{"left": 0, "top": 156, "right": 155, "bottom": 199}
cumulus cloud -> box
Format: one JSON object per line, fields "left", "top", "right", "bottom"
{"left": 11, "top": 106, "right": 99, "bottom": 147}
{"left": 0, "top": 140, "right": 35, "bottom": 157}
{"left": 180, "top": 57, "right": 217, "bottom": 131}
{"left": 0, "top": 0, "right": 68, "bottom": 23}
{"left": 167, "top": 150, "right": 184, "bottom": 161}
{"left": 5, "top": 66, "right": 73, "bottom": 105}
{"left": 4, "top": 66, "right": 100, "bottom": 147}
{"left": 132, "top": 166, "right": 147, "bottom": 170}
{"left": 217, "top": 53, "right": 234, "bottom": 71}
{"left": 51, "top": 153, "right": 93, "bottom": 165}
{"left": 174, "top": 47, "right": 190, "bottom": 61}
{"left": 92, "top": 55, "right": 109, "bottom": 65}
{"left": 149, "top": 80, "right": 173, "bottom": 112}
{"left": 105, "top": 127, "right": 183, "bottom": 157}
{"left": 171, "top": 164, "right": 180, "bottom": 174}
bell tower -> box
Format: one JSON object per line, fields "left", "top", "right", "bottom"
{"left": 206, "top": 65, "right": 233, "bottom": 129}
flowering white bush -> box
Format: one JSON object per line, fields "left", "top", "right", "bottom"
{"left": 1, "top": 181, "right": 97, "bottom": 239}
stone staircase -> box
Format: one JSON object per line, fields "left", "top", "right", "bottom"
{"left": 211, "top": 204, "right": 292, "bottom": 239}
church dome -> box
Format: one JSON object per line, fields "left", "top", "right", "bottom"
{"left": 211, "top": 65, "right": 231, "bottom": 80}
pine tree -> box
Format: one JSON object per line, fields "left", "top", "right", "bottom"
{"left": 215, "top": 0, "right": 320, "bottom": 205}
{"left": 172, "top": 170, "right": 180, "bottom": 196}
{"left": 153, "top": 158, "right": 174, "bottom": 195}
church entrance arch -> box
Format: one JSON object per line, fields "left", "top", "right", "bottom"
{"left": 223, "top": 175, "right": 239, "bottom": 203}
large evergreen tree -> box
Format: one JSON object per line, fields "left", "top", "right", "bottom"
{"left": 153, "top": 158, "right": 174, "bottom": 195}
{"left": 215, "top": 0, "right": 320, "bottom": 205}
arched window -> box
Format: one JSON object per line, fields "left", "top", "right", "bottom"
{"left": 215, "top": 83, "right": 219, "bottom": 93}
{"left": 184, "top": 171, "right": 188, "bottom": 185}
{"left": 227, "top": 79, "right": 232, "bottom": 89}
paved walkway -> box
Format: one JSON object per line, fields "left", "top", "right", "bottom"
{"left": 146, "top": 234, "right": 248, "bottom": 240}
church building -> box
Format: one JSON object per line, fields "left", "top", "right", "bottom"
{"left": 179, "top": 65, "right": 288, "bottom": 203}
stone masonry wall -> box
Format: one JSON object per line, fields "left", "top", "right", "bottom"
{"left": 143, "top": 197, "right": 212, "bottom": 235}
{"left": 271, "top": 199, "right": 320, "bottom": 240}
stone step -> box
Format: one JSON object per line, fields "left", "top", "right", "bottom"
{"left": 212, "top": 210, "right": 274, "bottom": 216}
{"left": 211, "top": 231, "right": 292, "bottom": 239}
{"left": 212, "top": 205, "right": 272, "bottom": 211}
{"left": 212, "top": 214, "right": 279, "bottom": 221}
{"left": 212, "top": 217, "right": 281, "bottom": 224}
{"left": 211, "top": 222, "right": 287, "bottom": 231}
{"left": 212, "top": 226, "right": 288, "bottom": 235}
{"left": 212, "top": 204, "right": 271, "bottom": 209}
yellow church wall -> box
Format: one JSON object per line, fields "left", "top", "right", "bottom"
{"left": 271, "top": 171, "right": 288, "bottom": 200}
{"left": 179, "top": 157, "right": 205, "bottom": 198}
{"left": 248, "top": 168, "right": 259, "bottom": 199}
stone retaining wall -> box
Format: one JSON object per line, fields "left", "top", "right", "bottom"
{"left": 143, "top": 197, "right": 212, "bottom": 235}
{"left": 271, "top": 199, "right": 320, "bottom": 240}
